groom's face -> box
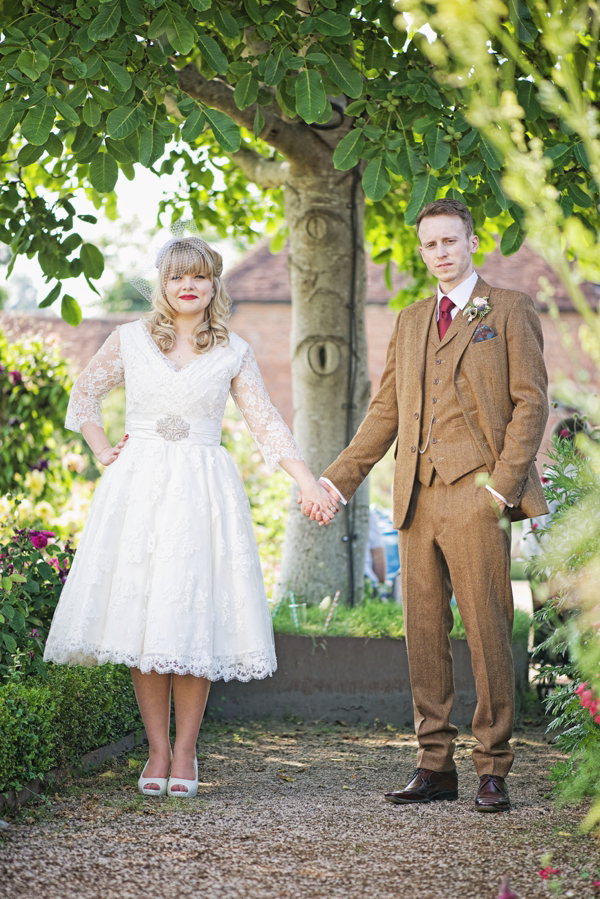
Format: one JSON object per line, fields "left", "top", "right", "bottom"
{"left": 417, "top": 214, "right": 479, "bottom": 290}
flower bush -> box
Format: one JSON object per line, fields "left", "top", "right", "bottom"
{"left": 0, "top": 527, "right": 74, "bottom": 682}
{"left": 529, "top": 427, "right": 600, "bottom": 829}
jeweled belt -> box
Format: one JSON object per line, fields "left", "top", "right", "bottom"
{"left": 126, "top": 413, "right": 222, "bottom": 446}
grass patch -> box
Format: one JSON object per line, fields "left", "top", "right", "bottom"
{"left": 272, "top": 598, "right": 531, "bottom": 643}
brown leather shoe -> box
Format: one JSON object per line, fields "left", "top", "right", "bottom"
{"left": 475, "top": 775, "right": 511, "bottom": 812}
{"left": 384, "top": 768, "right": 458, "bottom": 804}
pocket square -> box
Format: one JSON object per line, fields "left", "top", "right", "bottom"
{"left": 472, "top": 324, "right": 498, "bottom": 343}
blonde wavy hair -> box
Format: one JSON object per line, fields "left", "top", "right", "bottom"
{"left": 145, "top": 237, "right": 231, "bottom": 354}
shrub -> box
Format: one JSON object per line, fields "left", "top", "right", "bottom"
{"left": 0, "top": 331, "right": 71, "bottom": 494}
{"left": 0, "top": 663, "right": 142, "bottom": 794}
{"left": 0, "top": 528, "right": 74, "bottom": 681}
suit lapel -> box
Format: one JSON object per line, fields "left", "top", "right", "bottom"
{"left": 414, "top": 295, "right": 436, "bottom": 385}
{"left": 452, "top": 276, "right": 492, "bottom": 373}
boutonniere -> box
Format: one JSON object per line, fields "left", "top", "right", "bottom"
{"left": 463, "top": 296, "right": 492, "bottom": 323}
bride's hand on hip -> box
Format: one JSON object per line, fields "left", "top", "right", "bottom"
{"left": 97, "top": 434, "right": 129, "bottom": 466}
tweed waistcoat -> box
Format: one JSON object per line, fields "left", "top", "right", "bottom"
{"left": 416, "top": 310, "right": 486, "bottom": 487}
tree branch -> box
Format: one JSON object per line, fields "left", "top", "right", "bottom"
{"left": 176, "top": 65, "right": 328, "bottom": 169}
{"left": 230, "top": 146, "right": 290, "bottom": 188}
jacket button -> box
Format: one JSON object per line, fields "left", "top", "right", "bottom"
{"left": 414, "top": 413, "right": 419, "bottom": 420}
{"left": 435, "top": 359, "right": 442, "bottom": 365}
{"left": 411, "top": 446, "right": 416, "bottom": 452}
{"left": 433, "top": 378, "right": 439, "bottom": 385}
{"left": 432, "top": 398, "right": 437, "bottom": 404}
{"left": 432, "top": 438, "right": 438, "bottom": 444}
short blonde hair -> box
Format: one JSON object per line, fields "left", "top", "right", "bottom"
{"left": 145, "top": 237, "right": 230, "bottom": 354}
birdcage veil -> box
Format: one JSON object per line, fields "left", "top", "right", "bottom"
{"left": 135, "top": 220, "right": 231, "bottom": 355}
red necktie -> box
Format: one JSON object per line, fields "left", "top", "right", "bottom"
{"left": 438, "top": 295, "right": 455, "bottom": 340}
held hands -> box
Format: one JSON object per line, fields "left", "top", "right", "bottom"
{"left": 298, "top": 478, "right": 340, "bottom": 526}
{"left": 96, "top": 434, "right": 129, "bottom": 467}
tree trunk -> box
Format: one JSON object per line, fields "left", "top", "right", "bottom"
{"left": 279, "top": 164, "right": 371, "bottom": 605}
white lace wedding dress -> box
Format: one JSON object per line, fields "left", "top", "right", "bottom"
{"left": 44, "top": 320, "right": 303, "bottom": 681}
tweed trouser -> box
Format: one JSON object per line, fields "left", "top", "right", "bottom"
{"left": 400, "top": 470, "right": 515, "bottom": 778}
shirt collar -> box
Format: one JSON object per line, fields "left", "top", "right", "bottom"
{"left": 436, "top": 270, "right": 478, "bottom": 311}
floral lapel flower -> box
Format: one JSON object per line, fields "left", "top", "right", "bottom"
{"left": 463, "top": 295, "right": 492, "bottom": 323}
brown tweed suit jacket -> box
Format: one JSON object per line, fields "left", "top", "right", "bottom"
{"left": 323, "top": 276, "right": 549, "bottom": 527}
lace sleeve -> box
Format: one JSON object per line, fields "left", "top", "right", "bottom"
{"left": 230, "top": 347, "right": 303, "bottom": 472}
{"left": 65, "top": 329, "right": 125, "bottom": 432}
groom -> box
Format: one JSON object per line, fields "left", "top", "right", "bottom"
{"left": 305, "top": 199, "right": 549, "bottom": 811}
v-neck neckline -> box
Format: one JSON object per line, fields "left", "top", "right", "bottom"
{"left": 138, "top": 320, "right": 206, "bottom": 373}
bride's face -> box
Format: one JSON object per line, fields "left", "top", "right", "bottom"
{"left": 165, "top": 267, "right": 213, "bottom": 319}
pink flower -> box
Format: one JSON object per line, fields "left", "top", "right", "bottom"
{"left": 580, "top": 689, "right": 594, "bottom": 709}
{"left": 9, "top": 370, "right": 22, "bottom": 386}
{"left": 30, "top": 534, "right": 48, "bottom": 550}
{"left": 590, "top": 699, "right": 599, "bottom": 717}
{"left": 595, "top": 714, "right": 600, "bottom": 725}
{"left": 538, "top": 866, "right": 560, "bottom": 879}
{"left": 541, "top": 476, "right": 550, "bottom": 484}
{"left": 532, "top": 522, "right": 539, "bottom": 530}
{"left": 575, "top": 682, "right": 588, "bottom": 696}
{"left": 560, "top": 428, "right": 570, "bottom": 437}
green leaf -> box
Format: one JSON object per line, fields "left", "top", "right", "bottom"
{"left": 516, "top": 81, "right": 541, "bottom": 121}
{"left": 181, "top": 107, "right": 206, "bottom": 142}
{"left": 0, "top": 101, "right": 22, "bottom": 140}
{"left": 3, "top": 633, "right": 17, "bottom": 653}
{"left": 16, "top": 49, "right": 42, "bottom": 81}
{"left": 294, "top": 69, "right": 327, "bottom": 124}
{"left": 314, "top": 10, "right": 352, "bottom": 35}
{"left": 344, "top": 99, "right": 367, "bottom": 117}
{"left": 21, "top": 99, "right": 55, "bottom": 146}
{"left": 88, "top": 1, "right": 122, "bottom": 42}
{"left": 362, "top": 155, "right": 391, "bottom": 202}
{"left": 16, "top": 143, "right": 44, "bottom": 166}
{"left": 38, "top": 282, "right": 61, "bottom": 308}
{"left": 68, "top": 56, "right": 88, "bottom": 78}
{"left": 574, "top": 142, "right": 591, "bottom": 172}
{"left": 89, "top": 152, "right": 119, "bottom": 192}
{"left": 44, "top": 132, "right": 63, "bottom": 157}
{"left": 458, "top": 129, "right": 479, "bottom": 154}
{"left": 83, "top": 99, "right": 102, "bottom": 128}
{"left": 122, "top": 0, "right": 145, "bottom": 26}
{"left": 332, "top": 128, "right": 365, "bottom": 171}
{"left": 544, "top": 143, "right": 571, "bottom": 167}
{"left": 139, "top": 124, "right": 165, "bottom": 167}
{"left": 106, "top": 105, "right": 140, "bottom": 139}
{"left": 405, "top": 172, "right": 438, "bottom": 225}
{"left": 167, "top": 13, "right": 197, "bottom": 56}
{"left": 61, "top": 294, "right": 82, "bottom": 327}
{"left": 147, "top": 8, "right": 172, "bottom": 39}
{"left": 2, "top": 576, "right": 13, "bottom": 591}
{"left": 189, "top": 0, "right": 211, "bottom": 8}
{"left": 500, "top": 221, "right": 525, "bottom": 255}
{"left": 479, "top": 136, "right": 502, "bottom": 171}
{"left": 425, "top": 127, "right": 451, "bottom": 170}
{"left": 214, "top": 7, "right": 239, "bottom": 38}
{"left": 263, "top": 47, "right": 287, "bottom": 86}
{"left": 486, "top": 168, "right": 509, "bottom": 210}
{"left": 567, "top": 182, "right": 593, "bottom": 208}
{"left": 233, "top": 73, "right": 259, "bottom": 110}
{"left": 52, "top": 96, "right": 81, "bottom": 126}
{"left": 326, "top": 53, "right": 362, "bottom": 99}
{"left": 81, "top": 243, "right": 105, "bottom": 279}
{"left": 203, "top": 107, "right": 241, "bottom": 153}
{"left": 196, "top": 34, "right": 229, "bottom": 75}
{"left": 508, "top": 0, "right": 538, "bottom": 43}
{"left": 253, "top": 106, "right": 265, "bottom": 140}
{"left": 102, "top": 60, "right": 132, "bottom": 93}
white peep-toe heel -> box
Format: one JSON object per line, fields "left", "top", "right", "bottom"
{"left": 138, "top": 760, "right": 169, "bottom": 797}
{"left": 167, "top": 757, "right": 198, "bottom": 799}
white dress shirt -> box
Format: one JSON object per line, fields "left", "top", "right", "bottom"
{"left": 322, "top": 269, "right": 510, "bottom": 508}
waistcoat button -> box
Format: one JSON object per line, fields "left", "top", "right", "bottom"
{"left": 410, "top": 446, "right": 416, "bottom": 453}
{"left": 432, "top": 438, "right": 438, "bottom": 444}
{"left": 414, "top": 413, "right": 419, "bottom": 420}
{"left": 433, "top": 378, "right": 439, "bottom": 385}
{"left": 432, "top": 398, "right": 437, "bottom": 404}
{"left": 435, "top": 359, "right": 442, "bottom": 365}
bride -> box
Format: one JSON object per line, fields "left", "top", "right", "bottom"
{"left": 44, "top": 234, "right": 337, "bottom": 798}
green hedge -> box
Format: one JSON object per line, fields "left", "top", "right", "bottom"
{"left": 0, "top": 663, "right": 142, "bottom": 794}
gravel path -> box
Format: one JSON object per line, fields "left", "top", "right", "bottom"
{"left": 1, "top": 721, "right": 598, "bottom": 899}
